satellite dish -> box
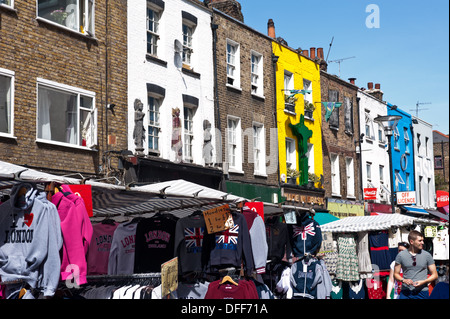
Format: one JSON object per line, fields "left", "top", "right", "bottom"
{"left": 174, "top": 39, "right": 183, "bottom": 53}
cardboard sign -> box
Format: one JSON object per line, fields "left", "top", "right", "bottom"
{"left": 244, "top": 202, "right": 264, "bottom": 221}
{"left": 436, "top": 191, "right": 449, "bottom": 208}
{"left": 397, "top": 191, "right": 416, "bottom": 205}
{"left": 161, "top": 257, "right": 178, "bottom": 297}
{"left": 202, "top": 204, "right": 234, "bottom": 234}
{"left": 65, "top": 184, "right": 93, "bottom": 217}
{"left": 364, "top": 188, "right": 377, "bottom": 200}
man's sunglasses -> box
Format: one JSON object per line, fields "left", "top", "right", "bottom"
{"left": 411, "top": 255, "right": 416, "bottom": 266}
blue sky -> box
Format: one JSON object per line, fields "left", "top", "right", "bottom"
{"left": 240, "top": 0, "right": 449, "bottom": 134}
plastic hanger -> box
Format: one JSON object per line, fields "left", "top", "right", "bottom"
{"left": 220, "top": 275, "right": 238, "bottom": 286}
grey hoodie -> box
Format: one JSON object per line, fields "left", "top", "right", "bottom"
{"left": 0, "top": 183, "right": 62, "bottom": 297}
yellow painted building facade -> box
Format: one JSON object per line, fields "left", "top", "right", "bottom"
{"left": 272, "top": 42, "right": 323, "bottom": 187}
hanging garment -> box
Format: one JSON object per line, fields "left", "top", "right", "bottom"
{"left": 173, "top": 214, "right": 207, "bottom": 275}
{"left": 172, "top": 281, "right": 210, "bottom": 299}
{"left": 265, "top": 216, "right": 291, "bottom": 261}
{"left": 206, "top": 212, "right": 254, "bottom": 274}
{"left": 369, "top": 230, "right": 392, "bottom": 271}
{"left": 0, "top": 183, "right": 62, "bottom": 297}
{"left": 288, "top": 214, "right": 322, "bottom": 257}
{"left": 330, "top": 279, "right": 343, "bottom": 299}
{"left": 357, "top": 232, "right": 372, "bottom": 278}
{"left": 275, "top": 266, "right": 293, "bottom": 299}
{"left": 320, "top": 232, "right": 338, "bottom": 276}
{"left": 87, "top": 221, "right": 119, "bottom": 275}
{"left": 317, "top": 259, "right": 333, "bottom": 299}
{"left": 433, "top": 228, "right": 449, "bottom": 260}
{"left": 348, "top": 279, "right": 365, "bottom": 299}
{"left": 204, "top": 279, "right": 259, "bottom": 299}
{"left": 242, "top": 207, "right": 268, "bottom": 274}
{"left": 134, "top": 215, "right": 177, "bottom": 273}
{"left": 108, "top": 222, "right": 138, "bottom": 275}
{"left": 366, "top": 277, "right": 386, "bottom": 299}
{"left": 290, "top": 258, "right": 323, "bottom": 299}
{"left": 336, "top": 234, "right": 360, "bottom": 282}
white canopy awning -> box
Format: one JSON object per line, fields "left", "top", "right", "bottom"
{"left": 321, "top": 213, "right": 442, "bottom": 233}
{"left": 0, "top": 160, "right": 246, "bottom": 219}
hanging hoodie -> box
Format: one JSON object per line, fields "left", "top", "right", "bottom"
{"left": 288, "top": 214, "right": 322, "bottom": 258}
{"left": 265, "top": 216, "right": 291, "bottom": 261}
{"left": 52, "top": 191, "right": 93, "bottom": 286}
{"left": 242, "top": 208, "right": 268, "bottom": 274}
{"left": 0, "top": 183, "right": 62, "bottom": 297}
{"left": 290, "top": 258, "right": 323, "bottom": 299}
{"left": 174, "top": 214, "right": 208, "bottom": 275}
{"left": 206, "top": 212, "right": 254, "bottom": 274}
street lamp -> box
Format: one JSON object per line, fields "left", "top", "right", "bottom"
{"left": 374, "top": 115, "right": 402, "bottom": 214}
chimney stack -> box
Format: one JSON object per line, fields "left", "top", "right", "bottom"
{"left": 366, "top": 82, "right": 384, "bottom": 101}
{"left": 317, "top": 48, "right": 324, "bottom": 60}
{"left": 310, "top": 47, "right": 316, "bottom": 59}
{"left": 302, "top": 50, "right": 309, "bottom": 57}
{"left": 348, "top": 78, "right": 356, "bottom": 85}
{"left": 375, "top": 83, "right": 380, "bottom": 89}
{"left": 368, "top": 82, "right": 374, "bottom": 90}
{"left": 207, "top": 0, "right": 244, "bottom": 22}
{"left": 268, "top": 19, "right": 275, "bottom": 38}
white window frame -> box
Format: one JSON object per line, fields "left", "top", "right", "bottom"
{"left": 0, "top": 68, "right": 15, "bottom": 139}
{"left": 182, "top": 22, "right": 194, "bottom": 66}
{"left": 286, "top": 137, "right": 296, "bottom": 169}
{"left": 0, "top": 0, "right": 14, "bottom": 9}
{"left": 379, "top": 165, "right": 385, "bottom": 183}
{"left": 346, "top": 157, "right": 355, "bottom": 197}
{"left": 404, "top": 127, "right": 410, "bottom": 154}
{"left": 252, "top": 123, "right": 266, "bottom": 176}
{"left": 251, "top": 51, "right": 264, "bottom": 97}
{"left": 393, "top": 126, "right": 400, "bottom": 150}
{"left": 184, "top": 106, "right": 195, "bottom": 162}
{"left": 366, "top": 162, "right": 372, "bottom": 182}
{"left": 331, "top": 153, "right": 340, "bottom": 196}
{"left": 147, "top": 95, "right": 160, "bottom": 153}
{"left": 146, "top": 2, "right": 162, "bottom": 57}
{"left": 226, "top": 39, "right": 240, "bottom": 88}
{"left": 365, "top": 112, "right": 374, "bottom": 140}
{"left": 36, "top": 0, "right": 95, "bottom": 36}
{"left": 227, "top": 116, "right": 242, "bottom": 172}
{"left": 36, "top": 78, "right": 97, "bottom": 150}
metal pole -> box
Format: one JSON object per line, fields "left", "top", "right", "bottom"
{"left": 388, "top": 134, "right": 396, "bottom": 214}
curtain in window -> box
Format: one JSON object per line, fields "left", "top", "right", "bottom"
{"left": 38, "top": 88, "right": 52, "bottom": 140}
{"left": 0, "top": 75, "right": 11, "bottom": 134}
{"left": 66, "top": 95, "right": 77, "bottom": 144}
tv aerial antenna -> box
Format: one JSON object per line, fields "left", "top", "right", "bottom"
{"left": 410, "top": 101, "right": 431, "bottom": 118}
{"left": 328, "top": 56, "right": 356, "bottom": 77}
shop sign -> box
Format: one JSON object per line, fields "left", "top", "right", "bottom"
{"left": 284, "top": 192, "right": 325, "bottom": 206}
{"left": 397, "top": 191, "right": 416, "bottom": 205}
{"left": 65, "top": 184, "right": 93, "bottom": 217}
{"left": 436, "top": 191, "right": 449, "bottom": 208}
{"left": 203, "top": 204, "right": 234, "bottom": 234}
{"left": 244, "top": 202, "right": 264, "bottom": 221}
{"left": 161, "top": 257, "right": 178, "bottom": 297}
{"left": 364, "top": 188, "right": 377, "bottom": 200}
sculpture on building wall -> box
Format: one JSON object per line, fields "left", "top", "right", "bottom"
{"left": 133, "top": 98, "right": 145, "bottom": 155}
{"left": 203, "top": 120, "right": 214, "bottom": 166}
{"left": 171, "top": 107, "right": 183, "bottom": 162}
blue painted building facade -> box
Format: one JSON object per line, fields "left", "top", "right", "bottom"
{"left": 387, "top": 104, "right": 415, "bottom": 196}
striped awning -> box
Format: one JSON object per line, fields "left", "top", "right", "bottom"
{"left": 321, "top": 213, "right": 441, "bottom": 233}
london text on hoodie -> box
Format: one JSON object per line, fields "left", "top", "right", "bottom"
{"left": 0, "top": 183, "right": 62, "bottom": 297}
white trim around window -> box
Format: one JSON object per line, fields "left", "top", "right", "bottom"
{"left": 36, "top": 78, "right": 97, "bottom": 151}
{"left": 252, "top": 122, "right": 266, "bottom": 177}
{"left": 250, "top": 51, "right": 264, "bottom": 98}
{"left": 0, "top": 67, "right": 15, "bottom": 139}
{"left": 226, "top": 115, "right": 243, "bottom": 173}
{"left": 226, "top": 39, "right": 241, "bottom": 89}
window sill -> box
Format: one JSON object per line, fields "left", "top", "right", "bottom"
{"left": 226, "top": 83, "right": 242, "bottom": 93}
{"left": 0, "top": 133, "right": 17, "bottom": 140}
{"left": 365, "top": 137, "right": 374, "bottom": 144}
{"left": 251, "top": 93, "right": 265, "bottom": 101}
{"left": 329, "top": 126, "right": 339, "bottom": 132}
{"left": 36, "top": 138, "right": 97, "bottom": 152}
{"left": 36, "top": 17, "right": 97, "bottom": 42}
{"left": 346, "top": 195, "right": 356, "bottom": 200}
{"left": 284, "top": 109, "right": 297, "bottom": 116}
{"left": 304, "top": 115, "right": 314, "bottom": 122}
{"left": 228, "top": 167, "right": 244, "bottom": 175}
{"left": 182, "top": 67, "right": 201, "bottom": 79}
{"left": 331, "top": 193, "right": 341, "bottom": 198}
{"left": 0, "top": 4, "right": 17, "bottom": 14}
{"left": 254, "top": 172, "right": 268, "bottom": 178}
{"left": 145, "top": 54, "right": 168, "bottom": 67}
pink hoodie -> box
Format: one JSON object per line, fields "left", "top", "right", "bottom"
{"left": 52, "top": 191, "right": 93, "bottom": 285}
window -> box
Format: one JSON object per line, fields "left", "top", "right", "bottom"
{"left": 379, "top": 165, "right": 385, "bottom": 183}
{"left": 395, "top": 170, "right": 405, "bottom": 191}
{"left": 366, "top": 162, "right": 372, "bottom": 182}
{"left": 253, "top": 124, "right": 265, "bottom": 175}
{"left": 365, "top": 113, "right": 373, "bottom": 139}
{"left": 284, "top": 71, "right": 295, "bottom": 113}
{"left": 404, "top": 127, "right": 410, "bottom": 153}
{"left": 0, "top": 68, "right": 14, "bottom": 136}
{"left": 418, "top": 176, "right": 423, "bottom": 205}
{"left": 346, "top": 157, "right": 355, "bottom": 197}
{"left": 37, "top": 79, "right": 96, "bottom": 148}
{"left": 1, "top": 0, "right": 13, "bottom": 8}
{"left": 227, "top": 40, "right": 239, "bottom": 87}
{"left": 344, "top": 96, "right": 353, "bottom": 133}
{"left": 147, "top": 96, "right": 160, "bottom": 152}
{"left": 147, "top": 3, "right": 162, "bottom": 56}
{"left": 328, "top": 90, "right": 339, "bottom": 129}
{"left": 378, "top": 124, "right": 384, "bottom": 143}
{"left": 227, "top": 117, "right": 241, "bottom": 171}
{"left": 425, "top": 137, "right": 429, "bottom": 157}
{"left": 405, "top": 173, "right": 410, "bottom": 191}
{"left": 37, "top": 0, "right": 95, "bottom": 35}
{"left": 286, "top": 138, "right": 296, "bottom": 169}
{"left": 307, "top": 143, "right": 314, "bottom": 174}
{"left": 330, "top": 154, "right": 340, "bottom": 195}
{"left": 435, "top": 156, "right": 443, "bottom": 169}
{"left": 182, "top": 24, "right": 193, "bottom": 65}
{"left": 416, "top": 133, "right": 421, "bottom": 154}
{"left": 184, "top": 107, "right": 194, "bottom": 162}
{"left": 394, "top": 127, "right": 400, "bottom": 149}
{"left": 251, "top": 52, "right": 263, "bottom": 96}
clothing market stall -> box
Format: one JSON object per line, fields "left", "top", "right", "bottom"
{"left": 319, "top": 214, "right": 448, "bottom": 299}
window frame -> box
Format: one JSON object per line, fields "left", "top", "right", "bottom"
{"left": 285, "top": 137, "right": 296, "bottom": 169}
{"left": 343, "top": 96, "right": 353, "bottom": 134}
{"left": 0, "top": 68, "right": 15, "bottom": 138}
{"left": 182, "top": 23, "right": 194, "bottom": 66}
{"left": 435, "top": 156, "right": 443, "bottom": 169}
{"left": 146, "top": 3, "right": 162, "bottom": 57}
{"left": 346, "top": 157, "right": 355, "bottom": 197}
{"left": 227, "top": 116, "right": 242, "bottom": 172}
{"left": 250, "top": 51, "right": 263, "bottom": 97}
{"left": 183, "top": 106, "right": 195, "bottom": 162}
{"left": 252, "top": 122, "right": 266, "bottom": 176}
{"left": 36, "top": 78, "right": 97, "bottom": 150}
{"left": 147, "top": 95, "right": 161, "bottom": 153}
{"left": 226, "top": 39, "right": 240, "bottom": 88}
{"left": 0, "top": 0, "right": 14, "bottom": 9}
{"left": 330, "top": 153, "right": 340, "bottom": 196}
{"left": 328, "top": 89, "right": 339, "bottom": 129}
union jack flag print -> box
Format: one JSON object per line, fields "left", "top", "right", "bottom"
{"left": 184, "top": 227, "right": 205, "bottom": 248}
{"left": 216, "top": 224, "right": 239, "bottom": 245}
{"left": 293, "top": 223, "right": 316, "bottom": 240}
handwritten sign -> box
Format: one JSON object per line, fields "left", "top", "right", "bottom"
{"left": 161, "top": 257, "right": 178, "bottom": 297}
{"left": 203, "top": 204, "right": 234, "bottom": 234}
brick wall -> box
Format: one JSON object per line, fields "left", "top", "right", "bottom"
{"left": 434, "top": 140, "right": 449, "bottom": 192}
{"left": 212, "top": 11, "right": 278, "bottom": 187}
{"left": 321, "top": 71, "right": 361, "bottom": 199}
{"left": 0, "top": 0, "right": 127, "bottom": 176}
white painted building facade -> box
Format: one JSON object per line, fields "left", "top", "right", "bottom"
{"left": 357, "top": 90, "right": 392, "bottom": 204}
{"left": 127, "top": 0, "right": 215, "bottom": 166}
{"left": 412, "top": 116, "right": 436, "bottom": 209}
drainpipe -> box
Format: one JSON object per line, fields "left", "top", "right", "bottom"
{"left": 356, "top": 97, "right": 365, "bottom": 204}
{"left": 272, "top": 53, "right": 280, "bottom": 188}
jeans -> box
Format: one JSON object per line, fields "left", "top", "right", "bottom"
{"left": 399, "top": 289, "right": 429, "bottom": 299}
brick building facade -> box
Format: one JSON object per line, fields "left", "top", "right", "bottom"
{"left": 209, "top": 6, "right": 280, "bottom": 202}
{"left": 0, "top": 0, "right": 127, "bottom": 178}
{"left": 433, "top": 130, "right": 449, "bottom": 192}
